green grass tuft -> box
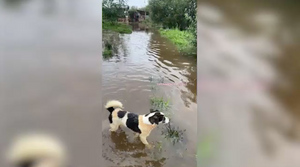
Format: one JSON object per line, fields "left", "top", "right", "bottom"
{"left": 150, "top": 97, "right": 171, "bottom": 113}
{"left": 103, "top": 49, "right": 112, "bottom": 58}
{"left": 103, "top": 21, "right": 132, "bottom": 34}
{"left": 159, "top": 28, "right": 196, "bottom": 55}
{"left": 161, "top": 123, "right": 186, "bottom": 145}
{"left": 103, "top": 41, "right": 113, "bottom": 59}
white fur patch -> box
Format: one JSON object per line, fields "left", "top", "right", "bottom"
{"left": 7, "top": 134, "right": 66, "bottom": 164}
{"left": 142, "top": 113, "right": 155, "bottom": 125}
{"left": 164, "top": 117, "right": 170, "bottom": 124}
{"left": 105, "top": 100, "right": 123, "bottom": 109}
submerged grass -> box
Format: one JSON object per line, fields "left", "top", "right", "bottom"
{"left": 159, "top": 28, "right": 196, "bottom": 55}
{"left": 150, "top": 97, "right": 171, "bottom": 114}
{"left": 103, "top": 21, "right": 132, "bottom": 34}
{"left": 103, "top": 49, "right": 112, "bottom": 58}
{"left": 162, "top": 123, "right": 186, "bottom": 145}
{"left": 103, "top": 41, "right": 113, "bottom": 59}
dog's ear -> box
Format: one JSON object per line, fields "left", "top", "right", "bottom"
{"left": 150, "top": 109, "right": 159, "bottom": 113}
{"left": 149, "top": 115, "right": 160, "bottom": 124}
{"left": 150, "top": 109, "right": 156, "bottom": 113}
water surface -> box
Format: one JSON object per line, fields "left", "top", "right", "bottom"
{"left": 102, "top": 24, "right": 197, "bottom": 167}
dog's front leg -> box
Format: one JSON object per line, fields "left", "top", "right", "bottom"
{"left": 139, "top": 134, "right": 152, "bottom": 149}
{"left": 139, "top": 134, "right": 149, "bottom": 145}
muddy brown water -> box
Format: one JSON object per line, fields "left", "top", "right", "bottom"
{"left": 102, "top": 24, "right": 197, "bottom": 166}
{"left": 197, "top": 1, "right": 300, "bottom": 167}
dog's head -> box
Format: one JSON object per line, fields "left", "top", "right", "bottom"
{"left": 147, "top": 109, "right": 170, "bottom": 125}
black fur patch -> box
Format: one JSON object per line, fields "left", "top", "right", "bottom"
{"left": 117, "top": 111, "right": 127, "bottom": 118}
{"left": 126, "top": 113, "right": 141, "bottom": 133}
{"left": 146, "top": 109, "right": 159, "bottom": 116}
{"left": 107, "top": 107, "right": 115, "bottom": 113}
{"left": 108, "top": 114, "right": 112, "bottom": 123}
{"left": 149, "top": 112, "right": 164, "bottom": 124}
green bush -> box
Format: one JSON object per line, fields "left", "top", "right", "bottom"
{"left": 103, "top": 41, "right": 113, "bottom": 59}
{"left": 103, "top": 21, "right": 132, "bottom": 34}
{"left": 103, "top": 49, "right": 112, "bottom": 58}
{"left": 102, "top": 0, "right": 128, "bottom": 22}
{"left": 148, "top": 0, "right": 196, "bottom": 31}
{"left": 148, "top": 0, "right": 197, "bottom": 55}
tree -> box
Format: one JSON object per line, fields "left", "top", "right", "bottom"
{"left": 102, "top": 0, "right": 128, "bottom": 22}
{"left": 148, "top": 0, "right": 196, "bottom": 30}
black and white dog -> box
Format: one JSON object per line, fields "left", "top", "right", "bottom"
{"left": 105, "top": 100, "right": 170, "bottom": 148}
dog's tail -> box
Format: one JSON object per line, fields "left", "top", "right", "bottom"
{"left": 105, "top": 100, "right": 123, "bottom": 113}
{"left": 7, "top": 133, "right": 67, "bottom": 166}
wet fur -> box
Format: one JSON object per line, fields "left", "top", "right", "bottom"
{"left": 105, "top": 100, "right": 170, "bottom": 147}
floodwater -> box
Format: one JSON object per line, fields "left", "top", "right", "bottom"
{"left": 197, "top": 1, "right": 300, "bottom": 167}
{"left": 102, "top": 24, "right": 197, "bottom": 166}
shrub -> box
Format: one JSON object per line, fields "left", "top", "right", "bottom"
{"left": 103, "top": 21, "right": 132, "bottom": 34}
{"left": 102, "top": 0, "right": 128, "bottom": 22}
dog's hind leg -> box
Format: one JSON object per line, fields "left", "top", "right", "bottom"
{"left": 109, "top": 124, "right": 119, "bottom": 132}
{"left": 109, "top": 121, "right": 120, "bottom": 132}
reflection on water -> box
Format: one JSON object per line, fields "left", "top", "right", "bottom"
{"left": 198, "top": 1, "right": 300, "bottom": 167}
{"left": 102, "top": 24, "right": 197, "bottom": 166}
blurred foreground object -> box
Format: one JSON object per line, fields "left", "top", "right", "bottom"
{"left": 7, "top": 133, "right": 67, "bottom": 167}
{"left": 197, "top": 1, "right": 300, "bottom": 167}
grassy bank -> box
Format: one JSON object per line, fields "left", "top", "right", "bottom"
{"left": 159, "top": 28, "right": 196, "bottom": 56}
{"left": 103, "top": 21, "right": 132, "bottom": 34}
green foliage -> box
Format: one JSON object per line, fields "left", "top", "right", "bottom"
{"left": 185, "top": 6, "right": 197, "bottom": 47}
{"left": 147, "top": 0, "right": 197, "bottom": 55}
{"left": 159, "top": 28, "right": 196, "bottom": 55}
{"left": 105, "top": 41, "right": 113, "bottom": 50}
{"left": 103, "top": 41, "right": 113, "bottom": 59}
{"left": 139, "top": 5, "right": 150, "bottom": 13}
{"left": 150, "top": 97, "right": 171, "bottom": 113}
{"left": 103, "top": 49, "right": 113, "bottom": 58}
{"left": 161, "top": 123, "right": 186, "bottom": 145}
{"left": 102, "top": 0, "right": 128, "bottom": 22}
{"left": 103, "top": 21, "right": 132, "bottom": 34}
{"left": 148, "top": 0, "right": 196, "bottom": 31}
